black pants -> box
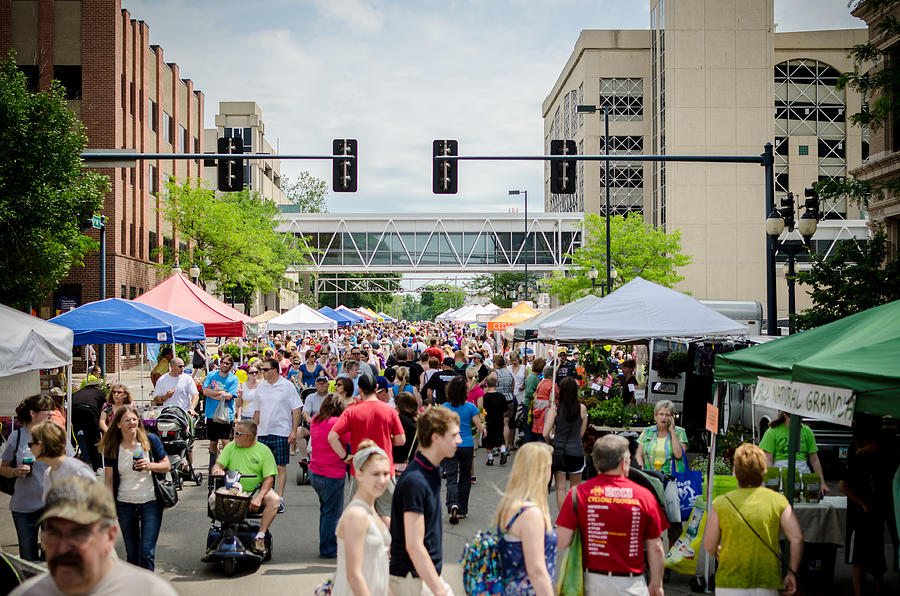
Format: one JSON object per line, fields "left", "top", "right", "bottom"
{"left": 72, "top": 406, "right": 102, "bottom": 470}
{"left": 442, "top": 446, "right": 474, "bottom": 516}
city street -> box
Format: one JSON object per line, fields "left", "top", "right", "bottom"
{"left": 2, "top": 366, "right": 897, "bottom": 594}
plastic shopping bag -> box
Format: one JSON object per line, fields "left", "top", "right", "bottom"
{"left": 665, "top": 474, "right": 738, "bottom": 575}
{"left": 664, "top": 478, "right": 681, "bottom": 523}
{"left": 671, "top": 470, "right": 703, "bottom": 521}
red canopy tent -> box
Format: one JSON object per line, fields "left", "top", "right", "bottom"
{"left": 135, "top": 274, "right": 255, "bottom": 337}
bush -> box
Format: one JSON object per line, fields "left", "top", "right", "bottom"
{"left": 691, "top": 454, "right": 733, "bottom": 475}
{"left": 587, "top": 399, "right": 655, "bottom": 428}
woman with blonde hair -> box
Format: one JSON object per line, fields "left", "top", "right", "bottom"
{"left": 704, "top": 443, "right": 803, "bottom": 596}
{"left": 393, "top": 366, "right": 420, "bottom": 404}
{"left": 99, "top": 382, "right": 133, "bottom": 433}
{"left": 332, "top": 439, "right": 392, "bottom": 596}
{"left": 491, "top": 441, "right": 557, "bottom": 595}
{"left": 29, "top": 420, "right": 95, "bottom": 502}
{"left": 98, "top": 405, "right": 171, "bottom": 570}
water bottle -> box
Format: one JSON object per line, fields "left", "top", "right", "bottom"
{"left": 133, "top": 444, "right": 143, "bottom": 471}
{"left": 22, "top": 446, "right": 34, "bottom": 478}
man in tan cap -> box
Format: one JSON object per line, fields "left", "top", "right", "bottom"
{"left": 10, "top": 477, "right": 176, "bottom": 596}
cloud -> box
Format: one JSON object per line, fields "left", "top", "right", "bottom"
{"left": 122, "top": 0, "right": 864, "bottom": 216}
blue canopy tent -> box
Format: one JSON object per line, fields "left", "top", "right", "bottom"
{"left": 51, "top": 298, "right": 206, "bottom": 400}
{"left": 377, "top": 312, "right": 396, "bottom": 322}
{"left": 318, "top": 306, "right": 355, "bottom": 326}
{"left": 334, "top": 305, "right": 366, "bottom": 324}
{"left": 51, "top": 298, "right": 205, "bottom": 345}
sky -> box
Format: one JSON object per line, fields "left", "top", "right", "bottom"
{"left": 124, "top": 0, "right": 865, "bottom": 215}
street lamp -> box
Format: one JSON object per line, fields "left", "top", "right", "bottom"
{"left": 576, "top": 103, "right": 613, "bottom": 295}
{"left": 189, "top": 263, "right": 200, "bottom": 284}
{"left": 171, "top": 260, "right": 182, "bottom": 274}
{"left": 508, "top": 189, "right": 528, "bottom": 299}
{"left": 766, "top": 189, "right": 820, "bottom": 335}
{"left": 587, "top": 265, "right": 617, "bottom": 294}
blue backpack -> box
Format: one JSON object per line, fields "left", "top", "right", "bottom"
{"left": 459, "top": 506, "right": 529, "bottom": 595}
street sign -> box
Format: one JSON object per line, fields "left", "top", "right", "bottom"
{"left": 91, "top": 215, "right": 104, "bottom": 229}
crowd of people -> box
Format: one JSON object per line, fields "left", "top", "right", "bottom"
{"left": 1, "top": 319, "right": 896, "bottom": 596}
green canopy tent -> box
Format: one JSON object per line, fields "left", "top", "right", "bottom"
{"left": 714, "top": 298, "right": 900, "bottom": 418}
{"left": 714, "top": 299, "right": 900, "bottom": 568}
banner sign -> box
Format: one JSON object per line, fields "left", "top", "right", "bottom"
{"left": 753, "top": 376, "right": 855, "bottom": 427}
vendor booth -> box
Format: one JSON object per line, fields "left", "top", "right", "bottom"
{"left": 135, "top": 273, "right": 257, "bottom": 338}
{"left": 485, "top": 302, "right": 538, "bottom": 332}
{"left": 267, "top": 304, "right": 338, "bottom": 332}
{"left": 0, "top": 303, "right": 74, "bottom": 422}
{"left": 335, "top": 305, "right": 366, "bottom": 324}
{"left": 318, "top": 306, "right": 356, "bottom": 326}
{"left": 714, "top": 298, "right": 900, "bottom": 588}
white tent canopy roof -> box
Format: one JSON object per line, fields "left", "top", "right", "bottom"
{"left": 267, "top": 303, "right": 338, "bottom": 331}
{"left": 0, "top": 303, "right": 74, "bottom": 377}
{"left": 537, "top": 277, "right": 749, "bottom": 343}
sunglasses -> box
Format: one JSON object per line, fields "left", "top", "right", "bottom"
{"left": 28, "top": 441, "right": 39, "bottom": 447}
{"left": 234, "top": 430, "right": 246, "bottom": 436}
{"left": 111, "top": 390, "right": 126, "bottom": 395}
{"left": 247, "top": 370, "right": 259, "bottom": 375}
{"left": 174, "top": 364, "right": 185, "bottom": 368}
{"left": 260, "top": 367, "right": 275, "bottom": 371}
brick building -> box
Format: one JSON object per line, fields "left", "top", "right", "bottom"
{"left": 1, "top": 0, "right": 203, "bottom": 371}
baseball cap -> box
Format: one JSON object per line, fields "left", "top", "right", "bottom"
{"left": 374, "top": 375, "right": 391, "bottom": 392}
{"left": 442, "top": 357, "right": 455, "bottom": 367}
{"left": 315, "top": 374, "right": 329, "bottom": 383}
{"left": 39, "top": 476, "right": 116, "bottom": 525}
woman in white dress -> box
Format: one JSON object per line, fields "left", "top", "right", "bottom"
{"left": 332, "top": 440, "right": 392, "bottom": 596}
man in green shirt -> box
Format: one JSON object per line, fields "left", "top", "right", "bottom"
{"left": 758, "top": 412, "right": 829, "bottom": 496}
{"left": 211, "top": 419, "right": 279, "bottom": 555}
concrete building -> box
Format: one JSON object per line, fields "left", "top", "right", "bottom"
{"left": 202, "top": 101, "right": 299, "bottom": 316}
{"left": 543, "top": 0, "right": 870, "bottom": 317}
{"left": 850, "top": 0, "right": 900, "bottom": 261}
{"left": 1, "top": 0, "right": 203, "bottom": 370}
{"left": 202, "top": 101, "right": 287, "bottom": 205}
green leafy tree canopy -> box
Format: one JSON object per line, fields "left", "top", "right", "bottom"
{"left": 158, "top": 178, "right": 307, "bottom": 303}
{"left": 793, "top": 231, "right": 900, "bottom": 329}
{"left": 467, "top": 272, "right": 528, "bottom": 307}
{"left": 282, "top": 171, "right": 329, "bottom": 213}
{"left": 0, "top": 53, "right": 108, "bottom": 309}
{"left": 542, "top": 213, "right": 691, "bottom": 304}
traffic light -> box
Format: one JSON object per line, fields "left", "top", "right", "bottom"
{"left": 433, "top": 140, "right": 458, "bottom": 194}
{"left": 217, "top": 136, "right": 244, "bottom": 192}
{"left": 550, "top": 140, "right": 577, "bottom": 194}
{"left": 779, "top": 193, "right": 796, "bottom": 231}
{"left": 332, "top": 139, "right": 358, "bottom": 192}
{"left": 804, "top": 186, "right": 820, "bottom": 220}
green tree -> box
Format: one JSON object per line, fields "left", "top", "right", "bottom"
{"left": 468, "top": 272, "right": 528, "bottom": 307}
{"left": 793, "top": 231, "right": 900, "bottom": 329}
{"left": 542, "top": 213, "right": 691, "bottom": 304}
{"left": 821, "top": 0, "right": 900, "bottom": 206}
{"left": 0, "top": 54, "right": 109, "bottom": 309}
{"left": 158, "top": 178, "right": 306, "bottom": 306}
{"left": 419, "top": 284, "right": 465, "bottom": 320}
{"left": 282, "top": 171, "right": 329, "bottom": 213}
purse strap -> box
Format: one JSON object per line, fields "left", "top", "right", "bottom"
{"left": 722, "top": 495, "right": 797, "bottom": 577}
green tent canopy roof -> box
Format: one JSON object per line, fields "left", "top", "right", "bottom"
{"left": 714, "top": 299, "right": 900, "bottom": 418}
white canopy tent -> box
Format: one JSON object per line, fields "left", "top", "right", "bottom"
{"left": 434, "top": 307, "right": 457, "bottom": 323}
{"left": 537, "top": 277, "right": 748, "bottom": 343}
{"left": 0, "top": 303, "right": 75, "bottom": 448}
{"left": 0, "top": 303, "right": 74, "bottom": 377}
{"left": 267, "top": 303, "right": 339, "bottom": 332}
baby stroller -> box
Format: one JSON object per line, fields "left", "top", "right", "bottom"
{"left": 156, "top": 406, "right": 203, "bottom": 489}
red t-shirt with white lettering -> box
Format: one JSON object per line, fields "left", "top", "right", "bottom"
{"left": 331, "top": 398, "right": 404, "bottom": 476}
{"left": 555, "top": 474, "right": 663, "bottom": 574}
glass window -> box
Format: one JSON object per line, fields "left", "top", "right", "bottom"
{"left": 52, "top": 66, "right": 82, "bottom": 100}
